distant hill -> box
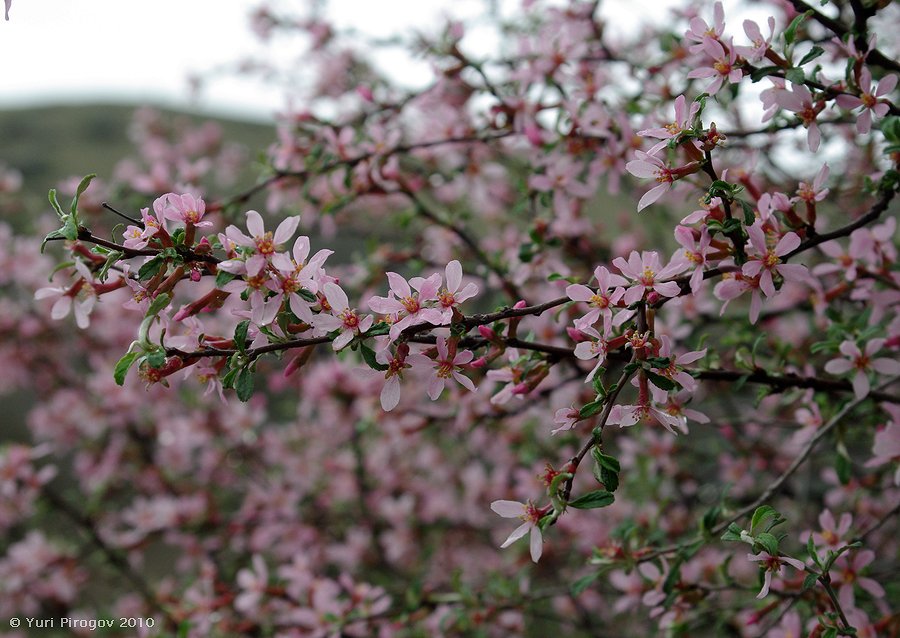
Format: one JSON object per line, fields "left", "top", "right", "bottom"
{"left": 0, "top": 102, "right": 274, "bottom": 204}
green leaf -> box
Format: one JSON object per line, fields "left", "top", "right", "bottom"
{"left": 785, "top": 67, "right": 806, "bottom": 85}
{"left": 215, "top": 270, "right": 237, "bottom": 289}
{"left": 113, "top": 351, "right": 140, "bottom": 385}
{"left": 750, "top": 505, "right": 778, "bottom": 534}
{"left": 568, "top": 490, "right": 615, "bottom": 510}
{"left": 138, "top": 257, "right": 165, "bottom": 281}
{"left": 97, "top": 250, "right": 124, "bottom": 282}
{"left": 600, "top": 465, "right": 619, "bottom": 492}
{"left": 146, "top": 292, "right": 172, "bottom": 317}
{"left": 360, "top": 343, "right": 389, "bottom": 371}
{"left": 40, "top": 228, "right": 67, "bottom": 253}
{"left": 799, "top": 45, "right": 824, "bottom": 66}
{"left": 802, "top": 572, "right": 819, "bottom": 591}
{"left": 721, "top": 522, "right": 744, "bottom": 542}
{"left": 807, "top": 536, "right": 821, "bottom": 566}
{"left": 48, "top": 188, "right": 65, "bottom": 218}
{"left": 234, "top": 320, "right": 250, "bottom": 354}
{"left": 835, "top": 452, "right": 852, "bottom": 485}
{"left": 235, "top": 367, "right": 255, "bottom": 402}
{"left": 579, "top": 400, "right": 604, "bottom": 419}
{"left": 755, "top": 532, "right": 779, "bottom": 556}
{"left": 145, "top": 350, "right": 166, "bottom": 369}
{"left": 645, "top": 370, "right": 676, "bottom": 391}
{"left": 822, "top": 627, "right": 838, "bottom": 638}
{"left": 590, "top": 370, "right": 607, "bottom": 395}
{"left": 749, "top": 65, "right": 783, "bottom": 83}
{"left": 592, "top": 448, "right": 621, "bottom": 473}
{"left": 783, "top": 10, "right": 812, "bottom": 46}
{"left": 738, "top": 199, "right": 756, "bottom": 225}
{"left": 570, "top": 572, "right": 599, "bottom": 596}
{"left": 71, "top": 173, "right": 96, "bottom": 215}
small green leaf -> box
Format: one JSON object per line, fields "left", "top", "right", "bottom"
{"left": 784, "top": 10, "right": 812, "bottom": 46}
{"left": 835, "top": 453, "right": 852, "bottom": 485}
{"left": 235, "top": 367, "right": 255, "bottom": 402}
{"left": 41, "top": 228, "right": 67, "bottom": 253}
{"left": 113, "top": 351, "right": 140, "bottom": 385}
{"left": 750, "top": 505, "right": 778, "bottom": 534}
{"left": 600, "top": 465, "right": 619, "bottom": 492}
{"left": 591, "top": 370, "right": 607, "bottom": 395}
{"left": 71, "top": 173, "right": 96, "bottom": 215}
{"left": 579, "top": 400, "right": 604, "bottom": 419}
{"left": 360, "top": 343, "right": 389, "bottom": 371}
{"left": 755, "top": 532, "right": 779, "bottom": 557}
{"left": 571, "top": 572, "right": 599, "bottom": 596}
{"left": 146, "top": 292, "right": 172, "bottom": 317}
{"left": 215, "top": 270, "right": 237, "bottom": 289}
{"left": 138, "top": 257, "right": 165, "bottom": 281}
{"left": 807, "top": 535, "right": 821, "bottom": 566}
{"left": 97, "top": 250, "right": 124, "bottom": 282}
{"left": 568, "top": 490, "right": 615, "bottom": 509}
{"left": 802, "top": 572, "right": 819, "bottom": 591}
{"left": 785, "top": 67, "right": 806, "bottom": 85}
{"left": 48, "top": 188, "right": 65, "bottom": 218}
{"left": 721, "top": 522, "right": 744, "bottom": 542}
{"left": 798, "top": 45, "right": 824, "bottom": 66}
{"left": 592, "top": 448, "right": 621, "bottom": 473}
{"left": 234, "top": 320, "right": 250, "bottom": 354}
{"left": 645, "top": 370, "right": 676, "bottom": 391}
{"left": 750, "top": 65, "right": 783, "bottom": 83}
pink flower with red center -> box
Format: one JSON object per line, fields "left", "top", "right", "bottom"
{"left": 835, "top": 68, "right": 898, "bottom": 134}
{"left": 769, "top": 83, "right": 824, "bottom": 151}
{"left": 625, "top": 151, "right": 675, "bottom": 212}
{"left": 367, "top": 272, "right": 444, "bottom": 341}
{"left": 865, "top": 404, "right": 900, "bottom": 484}
{"left": 714, "top": 271, "right": 765, "bottom": 324}
{"left": 811, "top": 509, "right": 852, "bottom": 551}
{"left": 792, "top": 163, "right": 830, "bottom": 206}
{"left": 833, "top": 550, "right": 885, "bottom": 609}
{"left": 223, "top": 210, "right": 300, "bottom": 277}
{"left": 573, "top": 325, "right": 609, "bottom": 382}
{"left": 674, "top": 225, "right": 713, "bottom": 294}
{"left": 566, "top": 266, "right": 627, "bottom": 332}
{"left": 311, "top": 282, "right": 374, "bottom": 351}
{"left": 161, "top": 192, "right": 212, "bottom": 227}
{"left": 435, "top": 260, "right": 479, "bottom": 322}
{"left": 824, "top": 338, "right": 900, "bottom": 400}
{"left": 267, "top": 236, "right": 333, "bottom": 323}
{"left": 746, "top": 551, "right": 806, "bottom": 599}
{"left": 551, "top": 406, "right": 581, "bottom": 435}
{"left": 406, "top": 337, "right": 475, "bottom": 400}
{"left": 234, "top": 554, "right": 269, "bottom": 614}
{"left": 738, "top": 17, "right": 775, "bottom": 62}
{"left": 613, "top": 250, "right": 686, "bottom": 305}
{"left": 377, "top": 345, "right": 412, "bottom": 411}
{"left": 34, "top": 260, "right": 97, "bottom": 329}
{"left": 122, "top": 200, "right": 169, "bottom": 250}
{"left": 648, "top": 336, "right": 706, "bottom": 400}
{"left": 638, "top": 95, "right": 702, "bottom": 156}
{"left": 687, "top": 37, "right": 742, "bottom": 95}
{"left": 684, "top": 2, "right": 725, "bottom": 53}
{"left": 607, "top": 399, "right": 686, "bottom": 435}
{"left": 741, "top": 223, "right": 808, "bottom": 298}
{"left": 490, "top": 499, "right": 546, "bottom": 562}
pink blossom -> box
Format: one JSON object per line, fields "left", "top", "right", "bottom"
{"left": 865, "top": 404, "right": 900, "bottom": 484}
{"left": 566, "top": 265, "right": 627, "bottom": 331}
{"left": 573, "top": 325, "right": 608, "bottom": 382}
{"left": 769, "top": 83, "right": 823, "bottom": 151}
{"left": 490, "top": 499, "right": 545, "bottom": 562}
{"left": 223, "top": 210, "right": 300, "bottom": 277}
{"left": 34, "top": 261, "right": 97, "bottom": 329}
{"left": 406, "top": 337, "right": 475, "bottom": 400}
{"left": 684, "top": 2, "right": 725, "bottom": 53}
{"left": 742, "top": 223, "right": 807, "bottom": 297}
{"left": 746, "top": 551, "right": 806, "bottom": 599}
{"left": 367, "top": 272, "right": 444, "bottom": 341}
{"left": 625, "top": 151, "right": 676, "bottom": 212}
{"left": 637, "top": 95, "right": 701, "bottom": 155}
{"left": 551, "top": 407, "right": 581, "bottom": 435}
{"left": 673, "top": 225, "right": 713, "bottom": 294}
{"left": 792, "top": 164, "right": 830, "bottom": 205}
{"left": 311, "top": 282, "right": 374, "bottom": 350}
{"left": 607, "top": 400, "right": 686, "bottom": 435}
{"left": 824, "top": 338, "right": 900, "bottom": 400}
{"left": 714, "top": 272, "right": 765, "bottom": 323}
{"left": 160, "top": 192, "right": 212, "bottom": 227}
{"left": 234, "top": 554, "right": 268, "bottom": 614}
{"left": 267, "top": 235, "right": 333, "bottom": 323}
{"left": 738, "top": 17, "right": 775, "bottom": 62}
{"left": 835, "top": 67, "right": 898, "bottom": 134}
{"left": 435, "top": 260, "right": 478, "bottom": 322}
{"left": 686, "top": 37, "right": 742, "bottom": 95}
{"left": 613, "top": 250, "right": 686, "bottom": 304}
{"left": 811, "top": 509, "right": 853, "bottom": 551}
{"left": 833, "top": 550, "right": 885, "bottom": 609}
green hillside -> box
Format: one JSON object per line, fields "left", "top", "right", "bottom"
{"left": 0, "top": 102, "right": 274, "bottom": 213}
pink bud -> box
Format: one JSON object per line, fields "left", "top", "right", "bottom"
{"left": 513, "top": 300, "right": 527, "bottom": 309}
{"left": 524, "top": 122, "right": 543, "bottom": 147}
{"left": 646, "top": 291, "right": 661, "bottom": 305}
{"left": 470, "top": 356, "right": 487, "bottom": 369}
{"left": 567, "top": 327, "right": 589, "bottom": 342}
{"left": 478, "top": 325, "right": 496, "bottom": 340}
{"left": 511, "top": 382, "right": 530, "bottom": 395}
{"left": 356, "top": 85, "right": 374, "bottom": 102}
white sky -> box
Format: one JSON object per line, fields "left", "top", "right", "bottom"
{"left": 0, "top": 0, "right": 691, "bottom": 123}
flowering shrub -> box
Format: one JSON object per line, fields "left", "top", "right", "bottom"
{"left": 2, "top": 0, "right": 899, "bottom": 636}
